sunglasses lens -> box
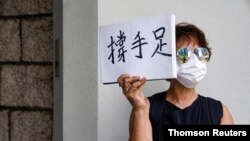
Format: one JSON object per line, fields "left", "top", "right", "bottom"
{"left": 177, "top": 48, "right": 192, "bottom": 63}
{"left": 194, "top": 47, "right": 210, "bottom": 62}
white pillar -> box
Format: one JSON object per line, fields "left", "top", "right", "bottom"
{"left": 53, "top": 0, "right": 98, "bottom": 141}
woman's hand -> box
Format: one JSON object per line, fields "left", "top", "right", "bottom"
{"left": 117, "top": 74, "right": 147, "bottom": 111}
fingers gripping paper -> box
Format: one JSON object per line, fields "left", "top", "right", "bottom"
{"left": 99, "top": 15, "right": 177, "bottom": 84}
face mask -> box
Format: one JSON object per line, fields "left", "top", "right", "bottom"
{"left": 176, "top": 54, "right": 207, "bottom": 88}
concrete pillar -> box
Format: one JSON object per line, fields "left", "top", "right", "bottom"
{"left": 53, "top": 0, "right": 98, "bottom": 141}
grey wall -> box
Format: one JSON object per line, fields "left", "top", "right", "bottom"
{"left": 0, "top": 0, "right": 53, "bottom": 141}
{"left": 99, "top": 0, "right": 250, "bottom": 140}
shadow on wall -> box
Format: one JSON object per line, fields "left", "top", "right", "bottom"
{"left": 247, "top": 0, "right": 250, "bottom": 6}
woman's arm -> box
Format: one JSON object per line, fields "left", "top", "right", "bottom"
{"left": 117, "top": 74, "right": 152, "bottom": 141}
{"left": 220, "top": 104, "right": 234, "bottom": 125}
{"left": 129, "top": 99, "right": 152, "bottom": 141}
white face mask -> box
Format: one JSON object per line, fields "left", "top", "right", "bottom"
{"left": 176, "top": 54, "right": 207, "bottom": 88}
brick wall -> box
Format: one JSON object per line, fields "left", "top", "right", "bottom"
{"left": 0, "top": 0, "right": 53, "bottom": 141}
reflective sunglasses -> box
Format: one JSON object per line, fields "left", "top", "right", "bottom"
{"left": 176, "top": 47, "right": 210, "bottom": 63}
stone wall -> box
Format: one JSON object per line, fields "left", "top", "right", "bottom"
{"left": 0, "top": 0, "right": 53, "bottom": 141}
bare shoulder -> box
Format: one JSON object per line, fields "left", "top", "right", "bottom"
{"left": 220, "top": 104, "right": 234, "bottom": 125}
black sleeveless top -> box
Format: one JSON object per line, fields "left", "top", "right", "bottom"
{"left": 148, "top": 91, "right": 223, "bottom": 140}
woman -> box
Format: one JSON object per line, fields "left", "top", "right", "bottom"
{"left": 117, "top": 23, "right": 234, "bottom": 141}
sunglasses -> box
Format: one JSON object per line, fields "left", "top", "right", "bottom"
{"left": 176, "top": 47, "right": 210, "bottom": 63}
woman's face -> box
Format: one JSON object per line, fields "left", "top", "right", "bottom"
{"left": 176, "top": 37, "right": 199, "bottom": 51}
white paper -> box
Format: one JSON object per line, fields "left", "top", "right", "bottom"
{"left": 99, "top": 15, "right": 177, "bottom": 84}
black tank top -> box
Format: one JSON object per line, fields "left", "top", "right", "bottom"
{"left": 148, "top": 91, "right": 223, "bottom": 140}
